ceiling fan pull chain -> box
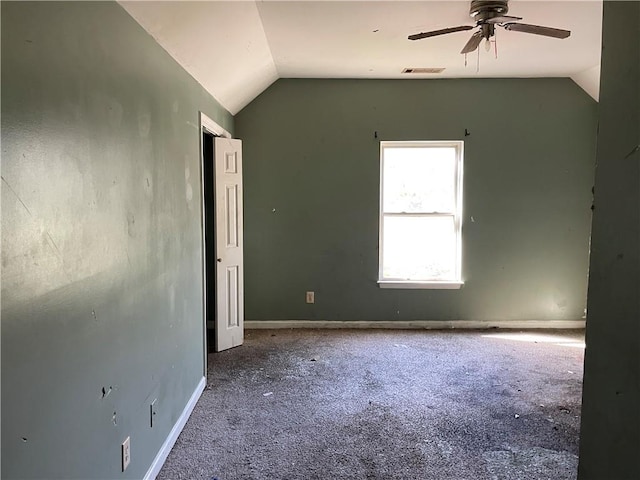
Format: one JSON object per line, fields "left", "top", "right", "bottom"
{"left": 494, "top": 35, "right": 498, "bottom": 59}
{"left": 464, "top": 52, "right": 468, "bottom": 67}
{"left": 477, "top": 46, "right": 480, "bottom": 73}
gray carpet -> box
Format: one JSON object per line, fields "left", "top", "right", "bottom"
{"left": 158, "top": 329, "right": 584, "bottom": 480}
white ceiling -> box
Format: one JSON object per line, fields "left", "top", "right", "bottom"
{"left": 120, "top": 0, "right": 603, "bottom": 114}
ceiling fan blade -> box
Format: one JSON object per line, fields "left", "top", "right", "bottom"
{"left": 484, "top": 15, "right": 523, "bottom": 24}
{"left": 408, "top": 25, "right": 473, "bottom": 41}
{"left": 460, "top": 31, "right": 484, "bottom": 54}
{"left": 502, "top": 22, "right": 571, "bottom": 39}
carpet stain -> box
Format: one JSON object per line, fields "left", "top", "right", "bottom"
{"left": 483, "top": 446, "right": 578, "bottom": 480}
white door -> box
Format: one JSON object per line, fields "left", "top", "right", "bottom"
{"left": 214, "top": 137, "right": 244, "bottom": 352}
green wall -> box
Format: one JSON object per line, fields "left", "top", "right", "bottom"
{"left": 235, "top": 78, "right": 597, "bottom": 322}
{"left": 1, "top": 1, "right": 232, "bottom": 478}
{"left": 578, "top": 2, "right": 640, "bottom": 478}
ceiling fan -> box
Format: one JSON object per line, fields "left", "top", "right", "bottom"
{"left": 408, "top": 0, "right": 571, "bottom": 54}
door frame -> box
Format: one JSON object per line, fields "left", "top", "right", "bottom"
{"left": 199, "top": 112, "right": 232, "bottom": 376}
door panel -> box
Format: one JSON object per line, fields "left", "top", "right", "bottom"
{"left": 214, "top": 138, "right": 244, "bottom": 351}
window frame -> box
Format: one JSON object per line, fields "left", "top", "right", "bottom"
{"left": 378, "top": 140, "right": 464, "bottom": 289}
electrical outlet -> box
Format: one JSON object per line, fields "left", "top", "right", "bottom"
{"left": 306, "top": 291, "right": 315, "bottom": 304}
{"left": 122, "top": 436, "right": 131, "bottom": 472}
{"left": 150, "top": 399, "right": 157, "bottom": 428}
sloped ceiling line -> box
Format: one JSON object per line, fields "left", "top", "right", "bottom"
{"left": 255, "top": 0, "right": 280, "bottom": 79}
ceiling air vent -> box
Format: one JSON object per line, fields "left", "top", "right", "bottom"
{"left": 402, "top": 67, "right": 445, "bottom": 74}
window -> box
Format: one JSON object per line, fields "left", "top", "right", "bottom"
{"left": 378, "top": 141, "right": 463, "bottom": 289}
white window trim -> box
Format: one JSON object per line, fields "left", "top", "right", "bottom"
{"left": 378, "top": 281, "right": 464, "bottom": 289}
{"left": 378, "top": 140, "right": 464, "bottom": 289}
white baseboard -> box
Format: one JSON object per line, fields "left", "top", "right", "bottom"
{"left": 144, "top": 376, "right": 206, "bottom": 480}
{"left": 245, "top": 320, "right": 586, "bottom": 330}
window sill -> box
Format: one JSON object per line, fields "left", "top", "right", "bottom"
{"left": 377, "top": 280, "right": 464, "bottom": 290}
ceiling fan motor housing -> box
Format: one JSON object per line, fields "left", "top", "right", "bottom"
{"left": 470, "top": 0, "right": 509, "bottom": 21}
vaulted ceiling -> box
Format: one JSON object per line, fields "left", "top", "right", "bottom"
{"left": 121, "top": 0, "right": 603, "bottom": 114}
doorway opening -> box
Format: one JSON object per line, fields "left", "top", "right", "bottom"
{"left": 202, "top": 131, "right": 216, "bottom": 355}
{"left": 199, "top": 112, "right": 244, "bottom": 372}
